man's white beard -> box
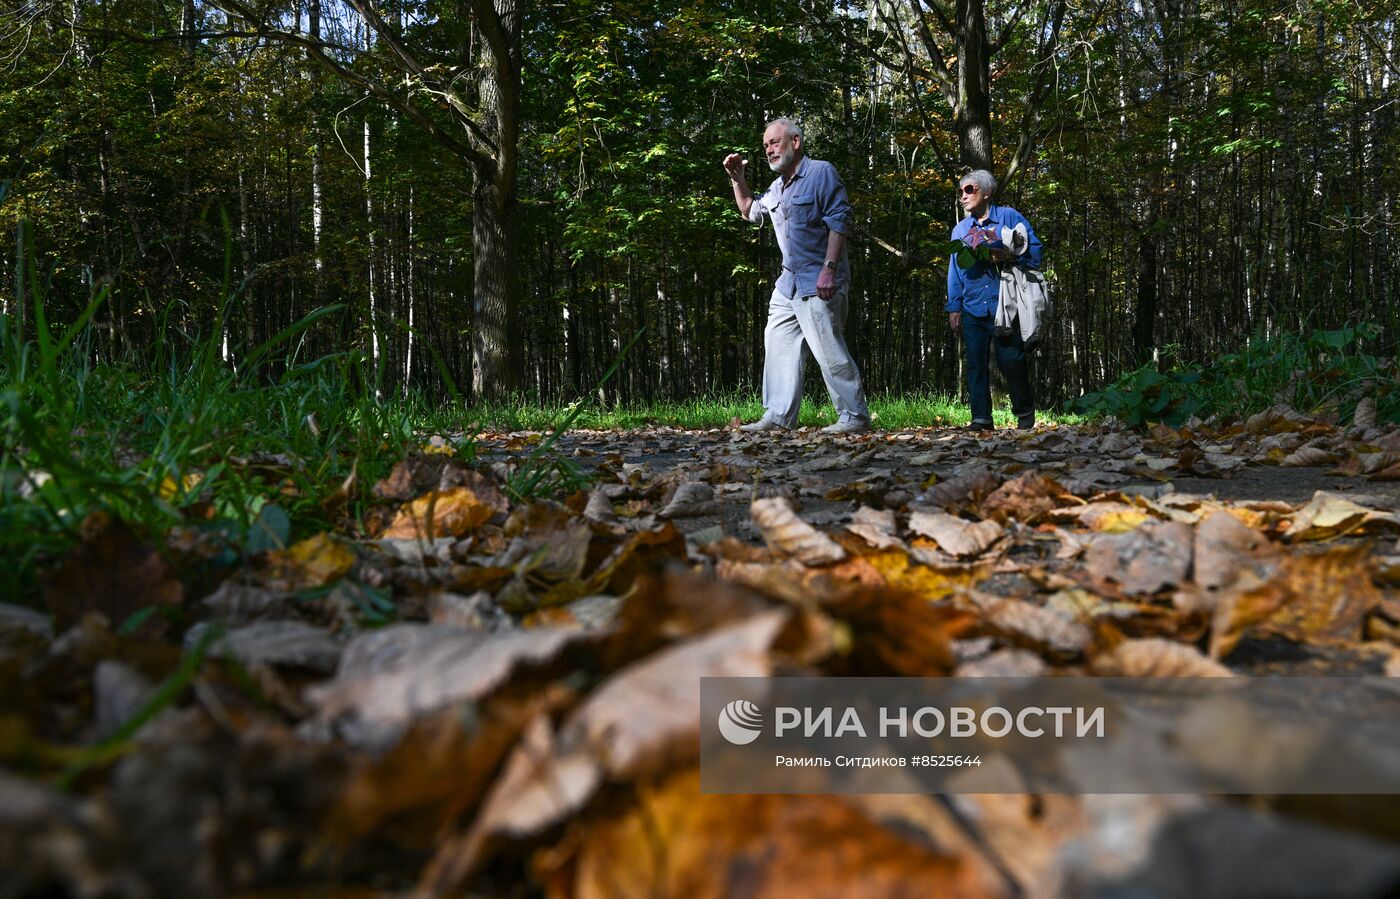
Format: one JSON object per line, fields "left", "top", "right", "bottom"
{"left": 768, "top": 149, "right": 795, "bottom": 172}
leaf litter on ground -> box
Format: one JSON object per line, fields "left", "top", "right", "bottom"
{"left": 7, "top": 413, "right": 1400, "bottom": 896}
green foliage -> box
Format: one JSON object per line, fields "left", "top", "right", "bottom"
{"left": 1074, "top": 325, "right": 1398, "bottom": 427}
{"left": 0, "top": 250, "right": 463, "bottom": 601}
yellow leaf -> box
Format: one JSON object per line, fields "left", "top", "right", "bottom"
{"left": 158, "top": 472, "right": 203, "bottom": 501}
{"left": 271, "top": 532, "right": 355, "bottom": 589}
{"left": 382, "top": 487, "right": 495, "bottom": 540}
{"left": 862, "top": 549, "right": 987, "bottom": 600}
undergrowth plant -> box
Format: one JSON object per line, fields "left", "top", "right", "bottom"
{"left": 1074, "top": 324, "right": 1397, "bottom": 427}
{"left": 0, "top": 254, "right": 458, "bottom": 602}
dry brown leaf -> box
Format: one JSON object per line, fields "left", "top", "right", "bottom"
{"left": 582, "top": 488, "right": 616, "bottom": 523}
{"left": 204, "top": 620, "right": 342, "bottom": 673}
{"left": 1210, "top": 545, "right": 1384, "bottom": 658}
{"left": 1193, "top": 510, "right": 1281, "bottom": 594}
{"left": 41, "top": 511, "right": 183, "bottom": 634}
{"left": 918, "top": 470, "right": 1003, "bottom": 510}
{"left": 382, "top": 487, "right": 495, "bottom": 540}
{"left": 979, "top": 471, "right": 1072, "bottom": 524}
{"left": 1355, "top": 396, "right": 1378, "bottom": 429}
{"left": 585, "top": 522, "right": 688, "bottom": 595}
{"left": 845, "top": 506, "right": 904, "bottom": 549}
{"left": 1278, "top": 445, "right": 1344, "bottom": 467}
{"left": 329, "top": 684, "right": 573, "bottom": 847}
{"left": 658, "top": 482, "right": 718, "bottom": 519}
{"left": 1047, "top": 501, "right": 1154, "bottom": 533}
{"left": 751, "top": 497, "right": 846, "bottom": 565}
{"left": 1082, "top": 520, "right": 1194, "bottom": 596}
{"left": 908, "top": 511, "right": 1005, "bottom": 558}
{"left": 970, "top": 594, "right": 1092, "bottom": 657}
{"left": 532, "top": 769, "right": 995, "bottom": 899}
{"left": 309, "top": 624, "right": 582, "bottom": 744}
{"left": 956, "top": 648, "right": 1048, "bottom": 678}
{"left": 423, "top": 613, "right": 789, "bottom": 894}
{"left": 1245, "top": 404, "right": 1313, "bottom": 435}
{"left": 1356, "top": 451, "right": 1400, "bottom": 475}
{"left": 1092, "top": 638, "right": 1234, "bottom": 677}
{"left": 1282, "top": 491, "right": 1400, "bottom": 542}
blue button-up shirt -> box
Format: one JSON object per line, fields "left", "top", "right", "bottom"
{"left": 748, "top": 156, "right": 851, "bottom": 298}
{"left": 946, "top": 204, "right": 1042, "bottom": 317}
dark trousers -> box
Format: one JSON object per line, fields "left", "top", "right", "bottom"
{"left": 961, "top": 312, "right": 1034, "bottom": 426}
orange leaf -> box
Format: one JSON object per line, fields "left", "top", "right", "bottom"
{"left": 382, "top": 487, "right": 495, "bottom": 540}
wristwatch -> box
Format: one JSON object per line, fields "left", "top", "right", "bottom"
{"left": 823, "top": 259, "right": 837, "bottom": 270}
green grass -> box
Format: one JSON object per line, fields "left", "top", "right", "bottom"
{"left": 455, "top": 391, "right": 1084, "bottom": 432}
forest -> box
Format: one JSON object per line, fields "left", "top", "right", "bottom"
{"left": 5, "top": 2, "right": 1400, "bottom": 898}
{"left": 3, "top": 0, "right": 1394, "bottom": 406}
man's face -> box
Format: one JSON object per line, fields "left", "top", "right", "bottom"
{"left": 763, "top": 125, "right": 800, "bottom": 174}
{"left": 959, "top": 180, "right": 988, "bottom": 216}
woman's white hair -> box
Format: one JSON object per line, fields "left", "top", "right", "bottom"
{"left": 960, "top": 169, "right": 998, "bottom": 196}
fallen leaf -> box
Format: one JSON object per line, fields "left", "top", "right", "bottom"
{"left": 979, "top": 471, "right": 1072, "bottom": 524}
{"left": 751, "top": 497, "right": 846, "bottom": 565}
{"left": 423, "top": 613, "right": 789, "bottom": 893}
{"left": 908, "top": 511, "right": 1005, "bottom": 558}
{"left": 532, "top": 769, "right": 993, "bottom": 899}
{"left": 1246, "top": 405, "right": 1313, "bottom": 435}
{"left": 1193, "top": 510, "right": 1281, "bottom": 594}
{"left": 265, "top": 531, "right": 356, "bottom": 590}
{"left": 42, "top": 511, "right": 183, "bottom": 634}
{"left": 658, "top": 482, "right": 718, "bottom": 518}
{"left": 861, "top": 549, "right": 990, "bottom": 601}
{"left": 956, "top": 648, "right": 1048, "bottom": 678}
{"left": 1282, "top": 491, "right": 1400, "bottom": 542}
{"left": 382, "top": 487, "right": 495, "bottom": 540}
{"left": 582, "top": 489, "right": 616, "bottom": 523}
{"left": 309, "top": 624, "right": 582, "bottom": 746}
{"left": 969, "top": 594, "right": 1091, "bottom": 657}
{"left": 1355, "top": 397, "right": 1377, "bottom": 429}
{"left": 200, "top": 620, "right": 342, "bottom": 673}
{"left": 1210, "top": 545, "right": 1384, "bottom": 658}
{"left": 1048, "top": 501, "right": 1154, "bottom": 533}
{"left": 845, "top": 506, "right": 905, "bottom": 549}
{"left": 329, "top": 684, "right": 573, "bottom": 847}
{"left": 1092, "top": 638, "right": 1234, "bottom": 677}
{"left": 1279, "top": 445, "right": 1344, "bottom": 467}
{"left": 918, "top": 470, "right": 1002, "bottom": 510}
{"left": 1082, "top": 520, "right": 1194, "bottom": 595}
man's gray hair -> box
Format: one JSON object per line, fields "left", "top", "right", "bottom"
{"left": 960, "top": 169, "right": 997, "bottom": 196}
{"left": 766, "top": 117, "right": 803, "bottom": 140}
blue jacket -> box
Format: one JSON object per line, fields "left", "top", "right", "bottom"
{"left": 946, "top": 204, "right": 1042, "bottom": 317}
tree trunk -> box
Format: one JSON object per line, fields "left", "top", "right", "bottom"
{"left": 955, "top": 0, "right": 993, "bottom": 172}
{"left": 468, "top": 0, "right": 523, "bottom": 400}
{"left": 471, "top": 160, "right": 521, "bottom": 399}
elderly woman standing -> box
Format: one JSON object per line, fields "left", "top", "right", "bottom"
{"left": 946, "top": 169, "right": 1043, "bottom": 431}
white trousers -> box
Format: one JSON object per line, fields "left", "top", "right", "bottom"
{"left": 760, "top": 285, "right": 871, "bottom": 428}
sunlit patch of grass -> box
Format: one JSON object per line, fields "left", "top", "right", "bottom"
{"left": 455, "top": 392, "right": 1086, "bottom": 432}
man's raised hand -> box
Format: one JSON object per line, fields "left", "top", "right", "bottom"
{"left": 723, "top": 153, "right": 748, "bottom": 183}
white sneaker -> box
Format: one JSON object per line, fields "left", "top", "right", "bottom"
{"left": 820, "top": 420, "right": 871, "bottom": 435}
{"left": 739, "top": 417, "right": 788, "bottom": 433}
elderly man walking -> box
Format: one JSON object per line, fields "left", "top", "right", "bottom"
{"left": 722, "top": 118, "right": 872, "bottom": 435}
{"left": 947, "top": 169, "right": 1042, "bottom": 431}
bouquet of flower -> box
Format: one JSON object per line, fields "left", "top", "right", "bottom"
{"left": 964, "top": 224, "right": 1004, "bottom": 250}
